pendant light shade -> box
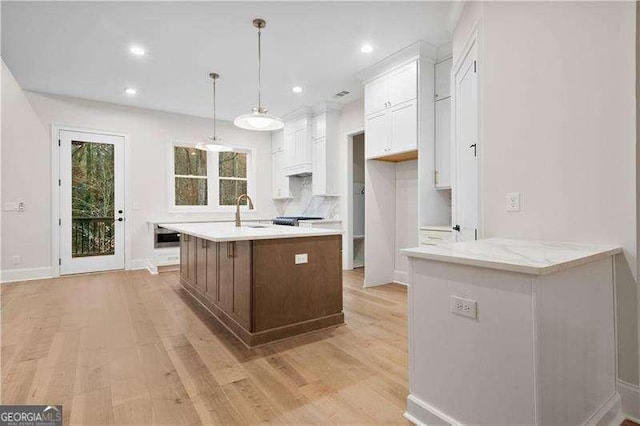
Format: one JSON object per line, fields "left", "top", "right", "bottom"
{"left": 197, "top": 73, "right": 233, "bottom": 152}
{"left": 234, "top": 18, "right": 284, "bottom": 132}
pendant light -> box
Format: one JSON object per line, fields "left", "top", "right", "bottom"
{"left": 196, "top": 72, "right": 233, "bottom": 152}
{"left": 233, "top": 18, "right": 284, "bottom": 131}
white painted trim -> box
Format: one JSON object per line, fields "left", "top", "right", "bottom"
{"left": 1, "top": 267, "right": 54, "bottom": 284}
{"left": 393, "top": 269, "right": 410, "bottom": 286}
{"left": 128, "top": 258, "right": 151, "bottom": 271}
{"left": 584, "top": 392, "right": 623, "bottom": 426}
{"left": 619, "top": 379, "right": 640, "bottom": 423}
{"left": 51, "top": 124, "right": 132, "bottom": 277}
{"left": 405, "top": 394, "right": 460, "bottom": 426}
{"left": 342, "top": 127, "right": 365, "bottom": 272}
{"left": 357, "top": 41, "right": 438, "bottom": 83}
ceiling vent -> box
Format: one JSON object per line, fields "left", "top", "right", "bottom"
{"left": 333, "top": 90, "right": 350, "bottom": 98}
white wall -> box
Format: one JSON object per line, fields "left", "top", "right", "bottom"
{"left": 453, "top": 1, "right": 638, "bottom": 385}
{"left": 1, "top": 61, "right": 277, "bottom": 276}
{"left": 394, "top": 160, "right": 418, "bottom": 285}
{"left": 339, "top": 98, "right": 365, "bottom": 269}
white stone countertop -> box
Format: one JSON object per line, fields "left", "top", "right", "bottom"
{"left": 149, "top": 217, "right": 274, "bottom": 225}
{"left": 401, "top": 238, "right": 622, "bottom": 275}
{"left": 160, "top": 222, "right": 343, "bottom": 242}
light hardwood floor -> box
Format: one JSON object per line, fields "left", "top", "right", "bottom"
{"left": 1, "top": 268, "right": 408, "bottom": 425}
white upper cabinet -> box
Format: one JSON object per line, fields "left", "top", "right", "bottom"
{"left": 435, "top": 57, "right": 452, "bottom": 101}
{"left": 434, "top": 97, "right": 451, "bottom": 189}
{"left": 388, "top": 62, "right": 417, "bottom": 107}
{"left": 311, "top": 108, "right": 341, "bottom": 196}
{"left": 390, "top": 99, "right": 417, "bottom": 153}
{"left": 272, "top": 150, "right": 291, "bottom": 199}
{"left": 365, "top": 110, "right": 390, "bottom": 158}
{"left": 271, "top": 128, "right": 284, "bottom": 153}
{"left": 283, "top": 116, "right": 312, "bottom": 176}
{"left": 364, "top": 77, "right": 388, "bottom": 116}
{"left": 364, "top": 61, "right": 419, "bottom": 160}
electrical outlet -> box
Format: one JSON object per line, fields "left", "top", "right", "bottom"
{"left": 450, "top": 295, "right": 477, "bottom": 319}
{"left": 12, "top": 255, "right": 21, "bottom": 265}
{"left": 506, "top": 192, "right": 521, "bottom": 212}
{"left": 294, "top": 253, "right": 308, "bottom": 264}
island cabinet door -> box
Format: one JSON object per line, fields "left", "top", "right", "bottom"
{"left": 180, "top": 234, "right": 188, "bottom": 280}
{"left": 232, "top": 241, "right": 252, "bottom": 330}
{"left": 218, "top": 242, "right": 234, "bottom": 314}
{"left": 187, "top": 234, "right": 197, "bottom": 287}
{"left": 194, "top": 238, "right": 207, "bottom": 293}
{"left": 205, "top": 241, "right": 218, "bottom": 302}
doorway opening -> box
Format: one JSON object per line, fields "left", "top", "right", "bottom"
{"left": 352, "top": 133, "right": 365, "bottom": 268}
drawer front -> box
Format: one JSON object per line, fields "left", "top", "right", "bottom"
{"left": 419, "top": 229, "right": 453, "bottom": 246}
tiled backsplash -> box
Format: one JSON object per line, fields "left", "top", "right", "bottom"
{"left": 273, "top": 176, "right": 340, "bottom": 219}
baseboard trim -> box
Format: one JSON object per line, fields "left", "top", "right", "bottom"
{"left": 405, "top": 392, "right": 624, "bottom": 426}
{"left": 393, "top": 269, "right": 409, "bottom": 285}
{"left": 585, "top": 392, "right": 623, "bottom": 426}
{"left": 0, "top": 267, "right": 53, "bottom": 283}
{"left": 619, "top": 379, "right": 640, "bottom": 423}
{"left": 405, "top": 394, "right": 459, "bottom": 426}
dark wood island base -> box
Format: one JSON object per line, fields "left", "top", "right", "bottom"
{"left": 179, "top": 233, "right": 344, "bottom": 348}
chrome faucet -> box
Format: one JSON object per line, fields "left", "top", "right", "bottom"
{"left": 235, "top": 194, "right": 254, "bottom": 227}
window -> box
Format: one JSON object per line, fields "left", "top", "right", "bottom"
{"left": 218, "top": 152, "right": 248, "bottom": 206}
{"left": 170, "top": 142, "right": 253, "bottom": 211}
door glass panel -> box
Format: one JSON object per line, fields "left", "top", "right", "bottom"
{"left": 71, "top": 140, "right": 115, "bottom": 257}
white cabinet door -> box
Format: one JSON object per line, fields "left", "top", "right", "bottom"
{"left": 271, "top": 129, "right": 284, "bottom": 153}
{"left": 312, "top": 113, "right": 326, "bottom": 140}
{"left": 272, "top": 150, "right": 290, "bottom": 199}
{"left": 365, "top": 111, "right": 389, "bottom": 159}
{"left": 284, "top": 131, "right": 296, "bottom": 168}
{"left": 295, "top": 128, "right": 311, "bottom": 166}
{"left": 454, "top": 44, "right": 478, "bottom": 241}
{"left": 435, "top": 97, "right": 451, "bottom": 189}
{"left": 389, "top": 99, "right": 417, "bottom": 153}
{"left": 312, "top": 138, "right": 326, "bottom": 195}
{"left": 364, "top": 77, "right": 388, "bottom": 116}
{"left": 388, "top": 61, "right": 417, "bottom": 107}
{"left": 435, "top": 58, "right": 452, "bottom": 101}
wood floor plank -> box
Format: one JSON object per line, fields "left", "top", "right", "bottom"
{"left": 1, "top": 269, "right": 409, "bottom": 425}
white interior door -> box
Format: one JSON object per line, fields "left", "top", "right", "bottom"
{"left": 59, "top": 130, "right": 125, "bottom": 274}
{"left": 453, "top": 43, "right": 479, "bottom": 241}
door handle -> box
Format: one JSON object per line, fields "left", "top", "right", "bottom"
{"left": 452, "top": 225, "right": 461, "bottom": 232}
{"left": 470, "top": 144, "right": 477, "bottom": 156}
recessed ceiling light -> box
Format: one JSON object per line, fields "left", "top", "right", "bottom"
{"left": 292, "top": 86, "right": 303, "bottom": 94}
{"left": 124, "top": 87, "right": 137, "bottom": 96}
{"left": 360, "top": 43, "right": 373, "bottom": 53}
{"left": 129, "top": 45, "right": 146, "bottom": 56}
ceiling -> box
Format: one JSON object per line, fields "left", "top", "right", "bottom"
{"left": 1, "top": 1, "right": 455, "bottom": 121}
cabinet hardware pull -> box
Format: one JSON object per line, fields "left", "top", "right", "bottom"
{"left": 202, "top": 239, "right": 207, "bottom": 249}
{"left": 227, "top": 241, "right": 235, "bottom": 258}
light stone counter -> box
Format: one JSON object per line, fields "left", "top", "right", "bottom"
{"left": 160, "top": 222, "right": 342, "bottom": 242}
{"left": 401, "top": 238, "right": 621, "bottom": 275}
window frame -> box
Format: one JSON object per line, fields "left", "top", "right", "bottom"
{"left": 168, "top": 140, "right": 256, "bottom": 213}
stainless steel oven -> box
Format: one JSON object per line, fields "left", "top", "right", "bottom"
{"left": 154, "top": 225, "right": 180, "bottom": 248}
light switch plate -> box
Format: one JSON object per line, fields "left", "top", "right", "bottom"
{"left": 295, "top": 253, "right": 308, "bottom": 264}
{"left": 451, "top": 295, "right": 478, "bottom": 319}
{"left": 506, "top": 192, "right": 521, "bottom": 212}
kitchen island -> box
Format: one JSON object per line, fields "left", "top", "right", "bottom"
{"left": 401, "top": 238, "right": 623, "bottom": 426}
{"left": 161, "top": 222, "right": 344, "bottom": 348}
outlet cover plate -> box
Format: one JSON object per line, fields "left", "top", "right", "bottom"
{"left": 451, "top": 295, "right": 477, "bottom": 319}
{"left": 506, "top": 192, "right": 521, "bottom": 212}
{"left": 295, "top": 253, "right": 308, "bottom": 264}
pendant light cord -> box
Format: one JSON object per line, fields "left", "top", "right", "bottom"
{"left": 212, "top": 76, "right": 217, "bottom": 140}
{"left": 257, "top": 26, "right": 262, "bottom": 109}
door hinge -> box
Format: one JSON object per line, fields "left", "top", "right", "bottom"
{"left": 58, "top": 218, "right": 61, "bottom": 226}
{"left": 434, "top": 170, "right": 439, "bottom": 184}
{"left": 58, "top": 179, "right": 61, "bottom": 186}
{"left": 473, "top": 60, "right": 477, "bottom": 73}
{"left": 474, "top": 229, "right": 478, "bottom": 240}
{"left": 58, "top": 258, "right": 61, "bottom": 266}
{"left": 58, "top": 139, "right": 61, "bottom": 147}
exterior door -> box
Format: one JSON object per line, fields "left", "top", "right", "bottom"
{"left": 59, "top": 130, "right": 125, "bottom": 274}
{"left": 453, "top": 42, "right": 479, "bottom": 241}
